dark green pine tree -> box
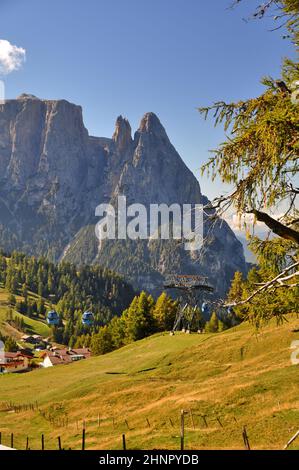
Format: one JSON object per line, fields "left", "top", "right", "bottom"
{"left": 91, "top": 326, "right": 114, "bottom": 355}
{"left": 4, "top": 336, "right": 18, "bottom": 352}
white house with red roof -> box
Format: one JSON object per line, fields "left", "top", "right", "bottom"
{"left": 41, "top": 348, "right": 92, "bottom": 368}
{"left": 0, "top": 351, "right": 33, "bottom": 374}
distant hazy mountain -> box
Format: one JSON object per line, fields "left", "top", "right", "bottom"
{"left": 236, "top": 235, "right": 257, "bottom": 264}
{"left": 0, "top": 94, "right": 247, "bottom": 296}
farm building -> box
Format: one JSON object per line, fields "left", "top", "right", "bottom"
{"left": 41, "top": 348, "right": 92, "bottom": 368}
{"left": 21, "top": 334, "right": 43, "bottom": 344}
{"left": 0, "top": 351, "right": 33, "bottom": 374}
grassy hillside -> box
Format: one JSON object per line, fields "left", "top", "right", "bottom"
{"left": 0, "top": 288, "right": 52, "bottom": 339}
{"left": 0, "top": 315, "right": 299, "bottom": 450}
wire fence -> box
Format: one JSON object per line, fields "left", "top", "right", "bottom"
{"left": 1, "top": 402, "right": 298, "bottom": 450}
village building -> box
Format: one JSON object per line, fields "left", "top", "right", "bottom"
{"left": 40, "top": 348, "right": 92, "bottom": 368}
{"left": 21, "top": 334, "right": 43, "bottom": 344}
{"left": 21, "top": 334, "right": 51, "bottom": 351}
{"left": 0, "top": 351, "right": 33, "bottom": 374}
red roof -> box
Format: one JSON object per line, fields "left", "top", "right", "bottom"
{"left": 44, "top": 348, "right": 92, "bottom": 366}
{"left": 0, "top": 353, "right": 30, "bottom": 368}
{"left": 70, "top": 348, "right": 91, "bottom": 358}
{"left": 4, "top": 351, "right": 33, "bottom": 359}
{"left": 3, "top": 352, "right": 20, "bottom": 358}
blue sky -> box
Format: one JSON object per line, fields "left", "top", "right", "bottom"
{"left": 0, "top": 0, "right": 294, "bottom": 200}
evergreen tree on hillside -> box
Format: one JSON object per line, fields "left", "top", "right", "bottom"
{"left": 5, "top": 265, "right": 18, "bottom": 293}
{"left": 226, "top": 271, "right": 246, "bottom": 319}
{"left": 52, "top": 326, "right": 64, "bottom": 344}
{"left": 21, "top": 283, "right": 28, "bottom": 300}
{"left": 37, "top": 297, "right": 46, "bottom": 315}
{"left": 227, "top": 272, "right": 244, "bottom": 303}
{"left": 218, "top": 320, "right": 225, "bottom": 332}
{"left": 6, "top": 308, "right": 13, "bottom": 322}
{"left": 91, "top": 326, "right": 114, "bottom": 355}
{"left": 4, "top": 336, "right": 18, "bottom": 352}
{"left": 0, "top": 253, "right": 7, "bottom": 283}
{"left": 123, "top": 291, "right": 155, "bottom": 342}
{"left": 152, "top": 292, "right": 178, "bottom": 331}
{"left": 63, "top": 319, "right": 74, "bottom": 345}
{"left": 8, "top": 294, "right": 16, "bottom": 307}
{"left": 205, "top": 312, "right": 219, "bottom": 333}
{"left": 109, "top": 316, "right": 126, "bottom": 349}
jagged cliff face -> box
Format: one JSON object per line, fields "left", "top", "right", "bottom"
{"left": 0, "top": 95, "right": 246, "bottom": 296}
{"left": 0, "top": 94, "right": 106, "bottom": 258}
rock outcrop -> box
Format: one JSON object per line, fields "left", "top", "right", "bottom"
{"left": 0, "top": 95, "right": 246, "bottom": 296}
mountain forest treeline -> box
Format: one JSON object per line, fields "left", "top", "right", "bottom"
{"left": 0, "top": 250, "right": 135, "bottom": 343}
{"left": 0, "top": 250, "right": 235, "bottom": 355}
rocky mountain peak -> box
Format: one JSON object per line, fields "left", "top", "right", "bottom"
{"left": 0, "top": 95, "right": 247, "bottom": 296}
{"left": 16, "top": 93, "right": 40, "bottom": 101}
{"left": 112, "top": 115, "right": 132, "bottom": 150}
{"left": 137, "top": 112, "right": 168, "bottom": 140}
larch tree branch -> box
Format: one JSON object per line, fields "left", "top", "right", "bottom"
{"left": 224, "top": 261, "right": 299, "bottom": 308}
{"left": 248, "top": 209, "right": 299, "bottom": 245}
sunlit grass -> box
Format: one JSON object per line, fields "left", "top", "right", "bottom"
{"left": 0, "top": 313, "right": 298, "bottom": 450}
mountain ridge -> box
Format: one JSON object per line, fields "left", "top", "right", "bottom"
{"left": 0, "top": 95, "right": 247, "bottom": 295}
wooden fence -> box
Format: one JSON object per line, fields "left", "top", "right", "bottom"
{"left": 1, "top": 403, "right": 298, "bottom": 450}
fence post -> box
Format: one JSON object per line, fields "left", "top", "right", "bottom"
{"left": 58, "top": 436, "right": 62, "bottom": 450}
{"left": 41, "top": 434, "right": 44, "bottom": 450}
{"left": 122, "top": 434, "right": 126, "bottom": 450}
{"left": 82, "top": 427, "right": 86, "bottom": 450}
{"left": 26, "top": 437, "right": 29, "bottom": 450}
{"left": 10, "top": 433, "right": 13, "bottom": 449}
{"left": 190, "top": 409, "right": 195, "bottom": 430}
{"left": 180, "top": 410, "right": 185, "bottom": 451}
{"left": 242, "top": 426, "right": 251, "bottom": 450}
{"left": 217, "top": 416, "right": 223, "bottom": 428}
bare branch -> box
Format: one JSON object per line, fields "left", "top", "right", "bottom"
{"left": 248, "top": 209, "right": 299, "bottom": 244}
{"left": 225, "top": 261, "right": 299, "bottom": 307}
{"left": 286, "top": 218, "right": 299, "bottom": 227}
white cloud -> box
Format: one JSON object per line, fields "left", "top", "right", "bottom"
{"left": 230, "top": 213, "right": 263, "bottom": 232}
{"left": 0, "top": 39, "right": 26, "bottom": 75}
{"left": 225, "top": 211, "right": 284, "bottom": 236}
